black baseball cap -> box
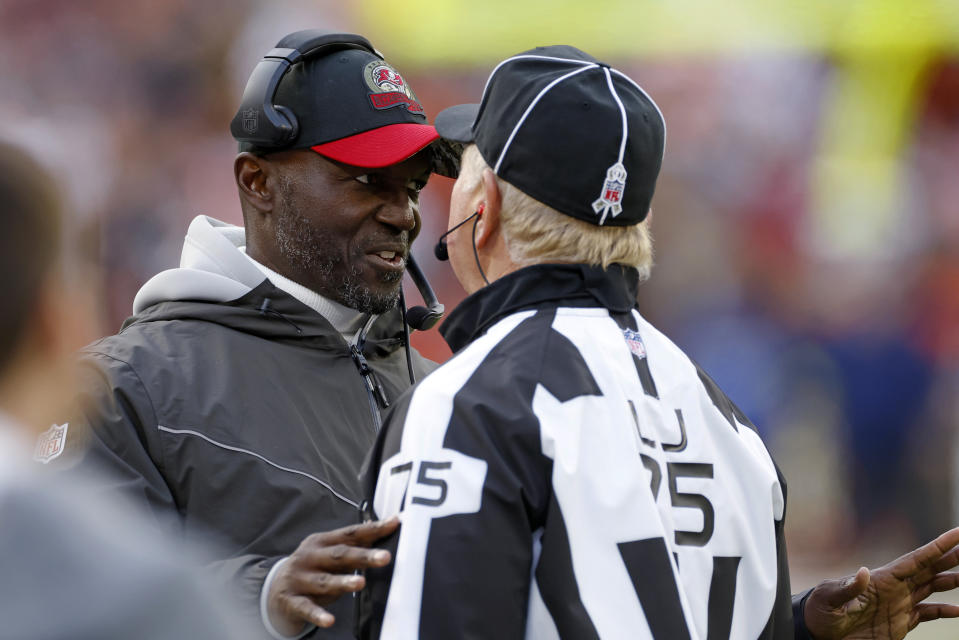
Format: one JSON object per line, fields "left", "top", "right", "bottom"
{"left": 435, "top": 45, "right": 666, "bottom": 225}
{"left": 234, "top": 34, "right": 441, "bottom": 169}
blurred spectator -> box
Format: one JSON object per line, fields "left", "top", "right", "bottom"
{"left": 0, "top": 140, "right": 253, "bottom": 638}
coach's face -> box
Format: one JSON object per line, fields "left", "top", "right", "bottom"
{"left": 259, "top": 149, "right": 430, "bottom": 314}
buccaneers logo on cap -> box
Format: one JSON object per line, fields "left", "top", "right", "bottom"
{"left": 364, "top": 61, "right": 424, "bottom": 114}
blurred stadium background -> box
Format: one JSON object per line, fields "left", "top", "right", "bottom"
{"left": 2, "top": 0, "right": 958, "bottom": 633}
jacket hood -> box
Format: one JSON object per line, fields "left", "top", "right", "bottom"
{"left": 133, "top": 216, "right": 265, "bottom": 315}
{"left": 127, "top": 216, "right": 407, "bottom": 349}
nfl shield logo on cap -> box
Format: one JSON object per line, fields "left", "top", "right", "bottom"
{"left": 592, "top": 162, "right": 628, "bottom": 225}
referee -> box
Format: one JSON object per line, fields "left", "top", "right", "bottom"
{"left": 358, "top": 45, "right": 959, "bottom": 639}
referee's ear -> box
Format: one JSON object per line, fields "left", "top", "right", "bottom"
{"left": 473, "top": 168, "right": 502, "bottom": 249}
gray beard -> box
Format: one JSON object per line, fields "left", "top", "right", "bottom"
{"left": 273, "top": 207, "right": 402, "bottom": 315}
{"left": 338, "top": 262, "right": 403, "bottom": 315}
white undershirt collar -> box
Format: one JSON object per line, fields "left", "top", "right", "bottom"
{"left": 241, "top": 250, "right": 368, "bottom": 341}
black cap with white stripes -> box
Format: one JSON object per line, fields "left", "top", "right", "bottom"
{"left": 435, "top": 45, "right": 666, "bottom": 226}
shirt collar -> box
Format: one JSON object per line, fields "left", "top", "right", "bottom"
{"left": 440, "top": 263, "right": 640, "bottom": 353}
{"left": 242, "top": 251, "right": 369, "bottom": 340}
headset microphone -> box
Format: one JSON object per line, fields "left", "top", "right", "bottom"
{"left": 403, "top": 255, "right": 444, "bottom": 331}
{"left": 434, "top": 205, "right": 484, "bottom": 261}
{"left": 398, "top": 255, "right": 444, "bottom": 385}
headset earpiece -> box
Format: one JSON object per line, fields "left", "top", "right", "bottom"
{"left": 434, "top": 207, "right": 484, "bottom": 262}
{"left": 230, "top": 30, "right": 379, "bottom": 151}
{"left": 271, "top": 105, "right": 299, "bottom": 145}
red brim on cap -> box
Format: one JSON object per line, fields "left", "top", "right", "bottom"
{"left": 311, "top": 123, "right": 440, "bottom": 168}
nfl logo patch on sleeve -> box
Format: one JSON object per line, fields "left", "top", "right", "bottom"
{"left": 33, "top": 423, "right": 68, "bottom": 464}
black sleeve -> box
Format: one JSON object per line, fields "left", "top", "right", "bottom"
{"left": 62, "top": 351, "right": 181, "bottom": 535}
{"left": 759, "top": 463, "right": 796, "bottom": 640}
{"left": 206, "top": 554, "right": 287, "bottom": 634}
{"left": 792, "top": 588, "right": 815, "bottom": 640}
{"left": 62, "top": 352, "right": 286, "bottom": 636}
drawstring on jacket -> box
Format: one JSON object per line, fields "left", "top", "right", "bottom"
{"left": 258, "top": 298, "right": 303, "bottom": 334}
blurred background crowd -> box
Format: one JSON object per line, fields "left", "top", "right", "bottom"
{"left": 1, "top": 0, "right": 957, "bottom": 631}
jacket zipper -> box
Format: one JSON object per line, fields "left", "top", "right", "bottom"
{"left": 349, "top": 343, "right": 388, "bottom": 431}
{"left": 349, "top": 318, "right": 389, "bottom": 638}
{"left": 349, "top": 316, "right": 389, "bottom": 433}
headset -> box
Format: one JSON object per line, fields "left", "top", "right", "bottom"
{"left": 231, "top": 30, "right": 378, "bottom": 150}
{"left": 231, "top": 29, "right": 445, "bottom": 333}
{"left": 434, "top": 205, "right": 490, "bottom": 286}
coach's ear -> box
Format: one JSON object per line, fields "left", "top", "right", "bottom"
{"left": 235, "top": 152, "right": 274, "bottom": 215}
{"left": 473, "top": 168, "right": 502, "bottom": 249}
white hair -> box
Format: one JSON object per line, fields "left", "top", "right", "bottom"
{"left": 458, "top": 144, "right": 653, "bottom": 279}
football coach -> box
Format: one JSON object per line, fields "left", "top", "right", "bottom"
{"left": 59, "top": 30, "right": 452, "bottom": 639}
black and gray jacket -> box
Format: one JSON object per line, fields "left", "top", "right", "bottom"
{"left": 64, "top": 216, "right": 434, "bottom": 639}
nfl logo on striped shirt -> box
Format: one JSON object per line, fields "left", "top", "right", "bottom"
{"left": 622, "top": 328, "right": 646, "bottom": 359}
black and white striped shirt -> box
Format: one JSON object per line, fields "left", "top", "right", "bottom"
{"left": 359, "top": 264, "right": 793, "bottom": 640}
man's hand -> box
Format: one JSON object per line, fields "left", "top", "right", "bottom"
{"left": 266, "top": 517, "right": 400, "bottom": 635}
{"left": 803, "top": 526, "right": 959, "bottom": 639}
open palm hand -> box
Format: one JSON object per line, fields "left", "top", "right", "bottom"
{"left": 804, "top": 527, "right": 959, "bottom": 639}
